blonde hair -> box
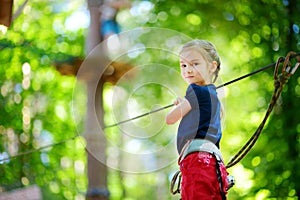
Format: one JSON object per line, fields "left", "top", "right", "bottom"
{"left": 180, "top": 39, "right": 225, "bottom": 119}
{"left": 180, "top": 39, "right": 221, "bottom": 83}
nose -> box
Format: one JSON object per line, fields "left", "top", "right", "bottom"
{"left": 186, "top": 65, "right": 193, "bottom": 73}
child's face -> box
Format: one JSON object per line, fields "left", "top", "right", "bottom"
{"left": 180, "top": 48, "right": 217, "bottom": 86}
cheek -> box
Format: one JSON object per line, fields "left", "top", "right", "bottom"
{"left": 180, "top": 69, "right": 185, "bottom": 76}
{"left": 196, "top": 65, "right": 209, "bottom": 75}
{"left": 194, "top": 67, "right": 203, "bottom": 75}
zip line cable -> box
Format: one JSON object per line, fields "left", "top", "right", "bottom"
{"left": 0, "top": 136, "right": 78, "bottom": 163}
{"left": 105, "top": 51, "right": 300, "bottom": 128}
{"left": 104, "top": 104, "right": 175, "bottom": 129}
{"left": 103, "top": 60, "right": 280, "bottom": 129}
{"left": 1, "top": 52, "right": 299, "bottom": 163}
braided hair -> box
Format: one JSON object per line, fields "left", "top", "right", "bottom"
{"left": 180, "top": 39, "right": 221, "bottom": 83}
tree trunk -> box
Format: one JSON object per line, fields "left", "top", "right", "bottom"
{"left": 85, "top": 80, "right": 108, "bottom": 200}
{"left": 283, "top": 0, "right": 300, "bottom": 198}
{"left": 85, "top": 1, "right": 101, "bottom": 54}
{"left": 84, "top": 0, "right": 109, "bottom": 199}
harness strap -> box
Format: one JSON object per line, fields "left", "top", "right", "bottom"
{"left": 179, "top": 139, "right": 223, "bottom": 163}
{"left": 214, "top": 153, "right": 227, "bottom": 200}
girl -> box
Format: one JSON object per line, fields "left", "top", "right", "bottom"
{"left": 99, "top": 0, "right": 131, "bottom": 40}
{"left": 166, "top": 40, "right": 228, "bottom": 200}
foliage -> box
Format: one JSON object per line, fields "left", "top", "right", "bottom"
{"left": 0, "top": 0, "right": 299, "bottom": 199}
{"left": 0, "top": 0, "right": 87, "bottom": 199}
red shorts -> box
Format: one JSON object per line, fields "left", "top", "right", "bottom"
{"left": 179, "top": 152, "right": 228, "bottom": 200}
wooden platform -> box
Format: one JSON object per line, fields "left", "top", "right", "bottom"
{"left": 0, "top": 185, "right": 42, "bottom": 200}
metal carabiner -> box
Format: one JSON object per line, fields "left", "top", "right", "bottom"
{"left": 170, "top": 170, "right": 182, "bottom": 195}
{"left": 290, "top": 62, "right": 300, "bottom": 75}
{"left": 282, "top": 51, "right": 300, "bottom": 75}
{"left": 286, "top": 51, "right": 300, "bottom": 75}
{"left": 274, "top": 52, "right": 300, "bottom": 87}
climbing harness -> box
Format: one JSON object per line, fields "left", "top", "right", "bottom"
{"left": 178, "top": 139, "right": 224, "bottom": 163}
{"left": 170, "top": 168, "right": 235, "bottom": 197}
{"left": 170, "top": 139, "right": 229, "bottom": 198}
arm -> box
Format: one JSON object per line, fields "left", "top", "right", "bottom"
{"left": 110, "top": 0, "right": 131, "bottom": 9}
{"left": 165, "top": 97, "right": 192, "bottom": 125}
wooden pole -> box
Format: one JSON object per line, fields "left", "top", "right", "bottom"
{"left": 85, "top": 79, "right": 109, "bottom": 200}
{"left": 0, "top": 0, "right": 14, "bottom": 27}
{"left": 84, "top": 0, "right": 109, "bottom": 199}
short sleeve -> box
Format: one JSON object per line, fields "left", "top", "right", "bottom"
{"left": 185, "top": 84, "right": 202, "bottom": 109}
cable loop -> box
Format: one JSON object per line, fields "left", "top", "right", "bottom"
{"left": 285, "top": 51, "right": 300, "bottom": 75}
{"left": 226, "top": 51, "right": 299, "bottom": 169}
{"left": 282, "top": 52, "right": 292, "bottom": 74}
{"left": 279, "top": 51, "right": 300, "bottom": 84}
{"left": 274, "top": 56, "right": 284, "bottom": 80}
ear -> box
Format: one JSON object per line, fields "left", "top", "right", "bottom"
{"left": 209, "top": 61, "right": 218, "bottom": 73}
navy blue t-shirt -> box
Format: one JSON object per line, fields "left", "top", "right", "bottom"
{"left": 177, "top": 84, "right": 222, "bottom": 153}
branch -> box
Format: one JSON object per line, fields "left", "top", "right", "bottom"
{"left": 12, "top": 0, "right": 30, "bottom": 22}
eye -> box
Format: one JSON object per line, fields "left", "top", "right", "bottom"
{"left": 180, "top": 64, "right": 187, "bottom": 68}
{"left": 192, "top": 63, "right": 199, "bottom": 67}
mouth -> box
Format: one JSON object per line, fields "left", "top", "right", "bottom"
{"left": 185, "top": 76, "right": 194, "bottom": 79}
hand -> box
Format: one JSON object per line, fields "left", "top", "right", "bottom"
{"left": 173, "top": 97, "right": 184, "bottom": 106}
{"left": 166, "top": 97, "right": 191, "bottom": 124}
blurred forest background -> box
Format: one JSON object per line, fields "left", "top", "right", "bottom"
{"left": 0, "top": 0, "right": 300, "bottom": 199}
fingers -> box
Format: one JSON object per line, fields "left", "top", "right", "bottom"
{"left": 173, "top": 97, "right": 183, "bottom": 105}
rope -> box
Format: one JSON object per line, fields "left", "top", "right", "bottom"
{"left": 226, "top": 51, "right": 300, "bottom": 168}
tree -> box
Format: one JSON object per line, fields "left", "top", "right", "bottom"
{"left": 0, "top": 0, "right": 299, "bottom": 199}
{"left": 0, "top": 1, "right": 88, "bottom": 199}
{"left": 84, "top": 0, "right": 108, "bottom": 199}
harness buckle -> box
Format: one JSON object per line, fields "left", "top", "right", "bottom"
{"left": 226, "top": 175, "right": 235, "bottom": 191}
{"left": 170, "top": 170, "right": 181, "bottom": 195}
